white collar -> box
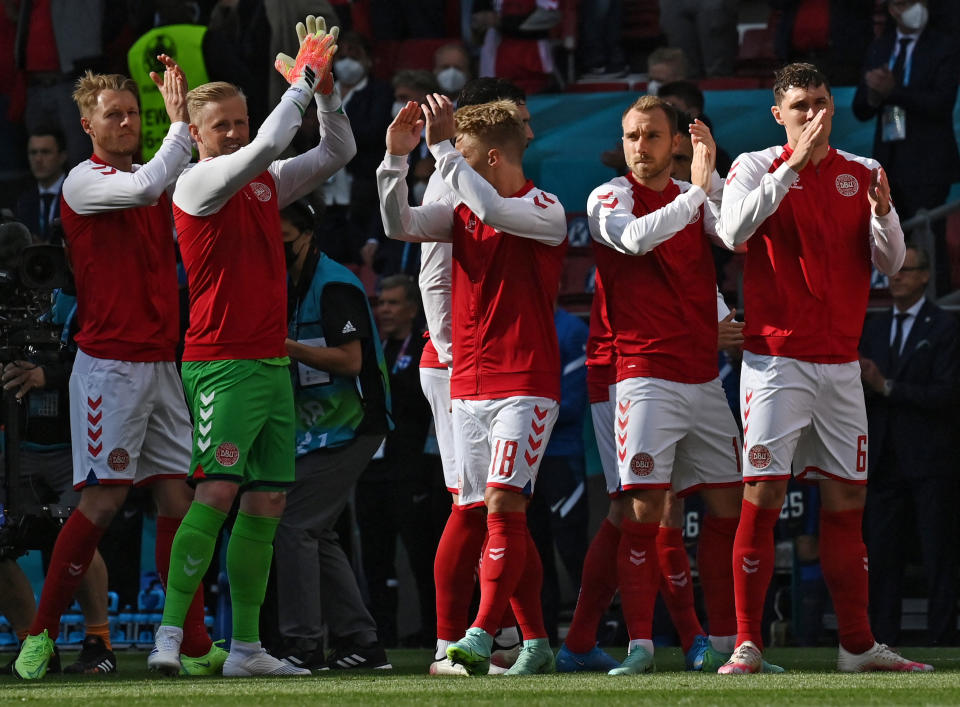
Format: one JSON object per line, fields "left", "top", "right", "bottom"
{"left": 893, "top": 296, "right": 925, "bottom": 319}
{"left": 38, "top": 173, "right": 65, "bottom": 195}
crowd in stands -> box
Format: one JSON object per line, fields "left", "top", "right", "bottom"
{"left": 0, "top": 0, "right": 958, "bottom": 677}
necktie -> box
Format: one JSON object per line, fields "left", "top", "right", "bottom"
{"left": 891, "top": 38, "right": 912, "bottom": 84}
{"left": 39, "top": 191, "right": 55, "bottom": 236}
{"left": 890, "top": 312, "right": 909, "bottom": 370}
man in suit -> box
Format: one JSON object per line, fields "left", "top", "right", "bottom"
{"left": 15, "top": 128, "right": 68, "bottom": 242}
{"left": 859, "top": 244, "right": 960, "bottom": 646}
{"left": 853, "top": 0, "right": 960, "bottom": 294}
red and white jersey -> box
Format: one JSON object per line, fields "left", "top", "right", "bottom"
{"left": 418, "top": 169, "right": 453, "bottom": 368}
{"left": 588, "top": 172, "right": 723, "bottom": 385}
{"left": 586, "top": 269, "right": 616, "bottom": 403}
{"left": 60, "top": 123, "right": 193, "bottom": 362}
{"left": 720, "top": 144, "right": 905, "bottom": 363}
{"left": 377, "top": 140, "right": 568, "bottom": 401}
{"left": 174, "top": 90, "right": 356, "bottom": 362}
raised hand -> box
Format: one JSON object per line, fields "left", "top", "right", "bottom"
{"left": 868, "top": 166, "right": 892, "bottom": 217}
{"left": 274, "top": 15, "right": 339, "bottom": 94}
{"left": 386, "top": 100, "right": 424, "bottom": 156}
{"left": 422, "top": 93, "right": 455, "bottom": 147}
{"left": 786, "top": 108, "right": 826, "bottom": 173}
{"left": 151, "top": 54, "right": 189, "bottom": 124}
{"left": 690, "top": 140, "right": 714, "bottom": 192}
{"left": 688, "top": 118, "right": 716, "bottom": 155}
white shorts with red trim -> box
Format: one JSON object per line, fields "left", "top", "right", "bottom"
{"left": 420, "top": 366, "right": 457, "bottom": 496}
{"left": 591, "top": 384, "right": 622, "bottom": 497}
{"left": 70, "top": 350, "right": 191, "bottom": 489}
{"left": 452, "top": 396, "right": 559, "bottom": 508}
{"left": 615, "top": 376, "right": 742, "bottom": 496}
{"left": 740, "top": 352, "right": 867, "bottom": 484}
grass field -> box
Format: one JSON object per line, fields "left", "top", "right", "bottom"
{"left": 3, "top": 647, "right": 960, "bottom": 705}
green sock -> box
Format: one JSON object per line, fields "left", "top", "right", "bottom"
{"left": 227, "top": 511, "right": 280, "bottom": 643}
{"left": 161, "top": 502, "right": 226, "bottom": 628}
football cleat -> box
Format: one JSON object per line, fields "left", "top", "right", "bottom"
{"left": 180, "top": 639, "right": 229, "bottom": 676}
{"left": 327, "top": 642, "right": 391, "bottom": 670}
{"left": 504, "top": 638, "right": 555, "bottom": 675}
{"left": 717, "top": 640, "right": 763, "bottom": 675}
{"left": 223, "top": 646, "right": 311, "bottom": 676}
{"left": 837, "top": 642, "right": 933, "bottom": 673}
{"left": 446, "top": 627, "right": 493, "bottom": 676}
{"left": 13, "top": 630, "right": 56, "bottom": 680}
{"left": 148, "top": 625, "right": 184, "bottom": 676}
{"left": 555, "top": 643, "right": 620, "bottom": 673}
{"left": 608, "top": 645, "right": 655, "bottom": 675}
{"left": 64, "top": 634, "right": 117, "bottom": 674}
{"left": 429, "top": 657, "right": 470, "bottom": 676}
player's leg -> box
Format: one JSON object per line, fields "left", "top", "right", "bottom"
{"left": 656, "top": 492, "right": 705, "bottom": 662}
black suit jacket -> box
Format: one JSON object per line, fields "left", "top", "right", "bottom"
{"left": 852, "top": 27, "right": 960, "bottom": 188}
{"left": 15, "top": 182, "right": 63, "bottom": 243}
{"left": 860, "top": 300, "right": 960, "bottom": 479}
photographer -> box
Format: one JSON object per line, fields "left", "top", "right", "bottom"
{"left": 0, "top": 222, "right": 112, "bottom": 674}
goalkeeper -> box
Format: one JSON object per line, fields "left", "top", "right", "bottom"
{"left": 147, "top": 16, "right": 356, "bottom": 677}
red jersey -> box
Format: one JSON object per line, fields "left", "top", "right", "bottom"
{"left": 586, "top": 269, "right": 615, "bottom": 403}
{"left": 175, "top": 170, "right": 287, "bottom": 361}
{"left": 420, "top": 333, "right": 444, "bottom": 369}
{"left": 720, "top": 145, "right": 905, "bottom": 363}
{"left": 588, "top": 173, "right": 721, "bottom": 385}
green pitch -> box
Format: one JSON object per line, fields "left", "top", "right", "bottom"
{"left": 3, "top": 647, "right": 960, "bottom": 705}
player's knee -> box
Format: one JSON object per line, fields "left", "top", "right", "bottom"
{"left": 484, "top": 486, "right": 527, "bottom": 513}
{"left": 701, "top": 484, "right": 743, "bottom": 518}
{"left": 76, "top": 485, "right": 128, "bottom": 526}
{"left": 625, "top": 487, "right": 665, "bottom": 523}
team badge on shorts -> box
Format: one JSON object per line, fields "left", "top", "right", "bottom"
{"left": 747, "top": 444, "right": 772, "bottom": 470}
{"left": 250, "top": 182, "right": 273, "bottom": 202}
{"left": 630, "top": 452, "right": 654, "bottom": 476}
{"left": 215, "top": 442, "right": 240, "bottom": 467}
{"left": 835, "top": 174, "right": 859, "bottom": 197}
{"left": 107, "top": 448, "right": 130, "bottom": 471}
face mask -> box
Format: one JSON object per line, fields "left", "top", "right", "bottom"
{"left": 646, "top": 79, "right": 662, "bottom": 96}
{"left": 436, "top": 67, "right": 467, "bottom": 94}
{"left": 411, "top": 180, "right": 428, "bottom": 205}
{"left": 284, "top": 240, "right": 299, "bottom": 266}
{"left": 391, "top": 100, "right": 407, "bottom": 118}
{"left": 900, "top": 2, "right": 928, "bottom": 31}
{"left": 334, "top": 57, "right": 366, "bottom": 85}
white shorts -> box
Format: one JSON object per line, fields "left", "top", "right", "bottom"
{"left": 615, "top": 376, "right": 742, "bottom": 496}
{"left": 452, "top": 396, "right": 559, "bottom": 508}
{"left": 590, "top": 383, "right": 621, "bottom": 497}
{"left": 420, "top": 366, "right": 456, "bottom": 495}
{"left": 740, "top": 352, "right": 867, "bottom": 484}
{"left": 70, "top": 350, "right": 191, "bottom": 489}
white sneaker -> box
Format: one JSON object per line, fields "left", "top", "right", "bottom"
{"left": 837, "top": 642, "right": 933, "bottom": 673}
{"left": 429, "top": 657, "right": 470, "bottom": 676}
{"left": 717, "top": 640, "right": 763, "bottom": 675}
{"left": 148, "top": 626, "right": 184, "bottom": 676}
{"left": 223, "top": 646, "right": 312, "bottom": 677}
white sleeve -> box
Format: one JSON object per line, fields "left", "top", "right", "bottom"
{"left": 870, "top": 205, "right": 906, "bottom": 275}
{"left": 269, "top": 90, "right": 358, "bottom": 209}
{"left": 587, "top": 181, "right": 707, "bottom": 256}
{"left": 376, "top": 152, "right": 455, "bottom": 242}
{"left": 419, "top": 241, "right": 453, "bottom": 365}
{"left": 719, "top": 152, "right": 796, "bottom": 249}
{"left": 62, "top": 122, "right": 192, "bottom": 214}
{"left": 173, "top": 84, "right": 313, "bottom": 217}
{"left": 716, "top": 287, "right": 730, "bottom": 321}
{"left": 429, "top": 141, "right": 566, "bottom": 245}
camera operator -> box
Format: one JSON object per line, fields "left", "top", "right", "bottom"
{"left": 1, "top": 274, "right": 112, "bottom": 674}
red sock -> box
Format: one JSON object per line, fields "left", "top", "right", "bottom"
{"left": 472, "top": 512, "right": 527, "bottom": 636}
{"left": 499, "top": 603, "right": 517, "bottom": 631}
{"left": 30, "top": 510, "right": 105, "bottom": 639}
{"left": 657, "top": 525, "right": 703, "bottom": 652}
{"left": 617, "top": 519, "right": 660, "bottom": 641}
{"left": 565, "top": 519, "right": 620, "bottom": 653}
{"left": 434, "top": 505, "right": 486, "bottom": 641}
{"left": 509, "top": 531, "right": 547, "bottom": 639}
{"left": 820, "top": 507, "right": 874, "bottom": 654}
{"left": 731, "top": 499, "right": 779, "bottom": 649}
{"left": 155, "top": 515, "right": 212, "bottom": 657}
{"left": 697, "top": 515, "right": 739, "bottom": 638}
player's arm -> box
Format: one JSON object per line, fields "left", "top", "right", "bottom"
{"left": 286, "top": 282, "right": 368, "bottom": 376}
{"left": 423, "top": 95, "right": 565, "bottom": 245}
{"left": 419, "top": 241, "right": 453, "bottom": 363}
{"left": 718, "top": 152, "right": 794, "bottom": 249}
{"left": 376, "top": 101, "right": 455, "bottom": 243}
{"left": 270, "top": 89, "right": 358, "bottom": 208}
{"left": 866, "top": 164, "right": 905, "bottom": 275}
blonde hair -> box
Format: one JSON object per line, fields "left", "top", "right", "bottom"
{"left": 186, "top": 82, "right": 246, "bottom": 125}
{"left": 454, "top": 100, "right": 526, "bottom": 160}
{"left": 72, "top": 71, "right": 139, "bottom": 118}
{"left": 621, "top": 94, "right": 678, "bottom": 134}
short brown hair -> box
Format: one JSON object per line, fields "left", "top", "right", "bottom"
{"left": 773, "top": 62, "right": 831, "bottom": 104}
{"left": 454, "top": 100, "right": 527, "bottom": 160}
{"left": 621, "top": 94, "right": 679, "bottom": 134}
{"left": 72, "top": 71, "right": 138, "bottom": 119}
{"left": 187, "top": 82, "right": 246, "bottom": 125}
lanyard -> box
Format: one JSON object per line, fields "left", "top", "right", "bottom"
{"left": 386, "top": 333, "right": 412, "bottom": 375}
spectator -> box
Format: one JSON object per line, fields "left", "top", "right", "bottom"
{"left": 433, "top": 42, "right": 472, "bottom": 99}
{"left": 15, "top": 127, "right": 67, "bottom": 242}
{"left": 658, "top": 0, "right": 738, "bottom": 78}
{"left": 356, "top": 275, "right": 434, "bottom": 648}
{"left": 580, "top": 0, "right": 627, "bottom": 78}
{"left": 852, "top": 0, "right": 960, "bottom": 295}
{"left": 273, "top": 201, "right": 392, "bottom": 671}
{"left": 645, "top": 47, "right": 688, "bottom": 95}
{"left": 859, "top": 244, "right": 960, "bottom": 646}
{"left": 474, "top": 0, "right": 557, "bottom": 94}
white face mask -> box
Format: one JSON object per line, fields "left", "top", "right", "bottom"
{"left": 646, "top": 79, "right": 662, "bottom": 96}
{"left": 436, "top": 66, "right": 467, "bottom": 94}
{"left": 391, "top": 100, "right": 407, "bottom": 118}
{"left": 899, "top": 2, "right": 928, "bottom": 31}
{"left": 334, "top": 57, "right": 366, "bottom": 85}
